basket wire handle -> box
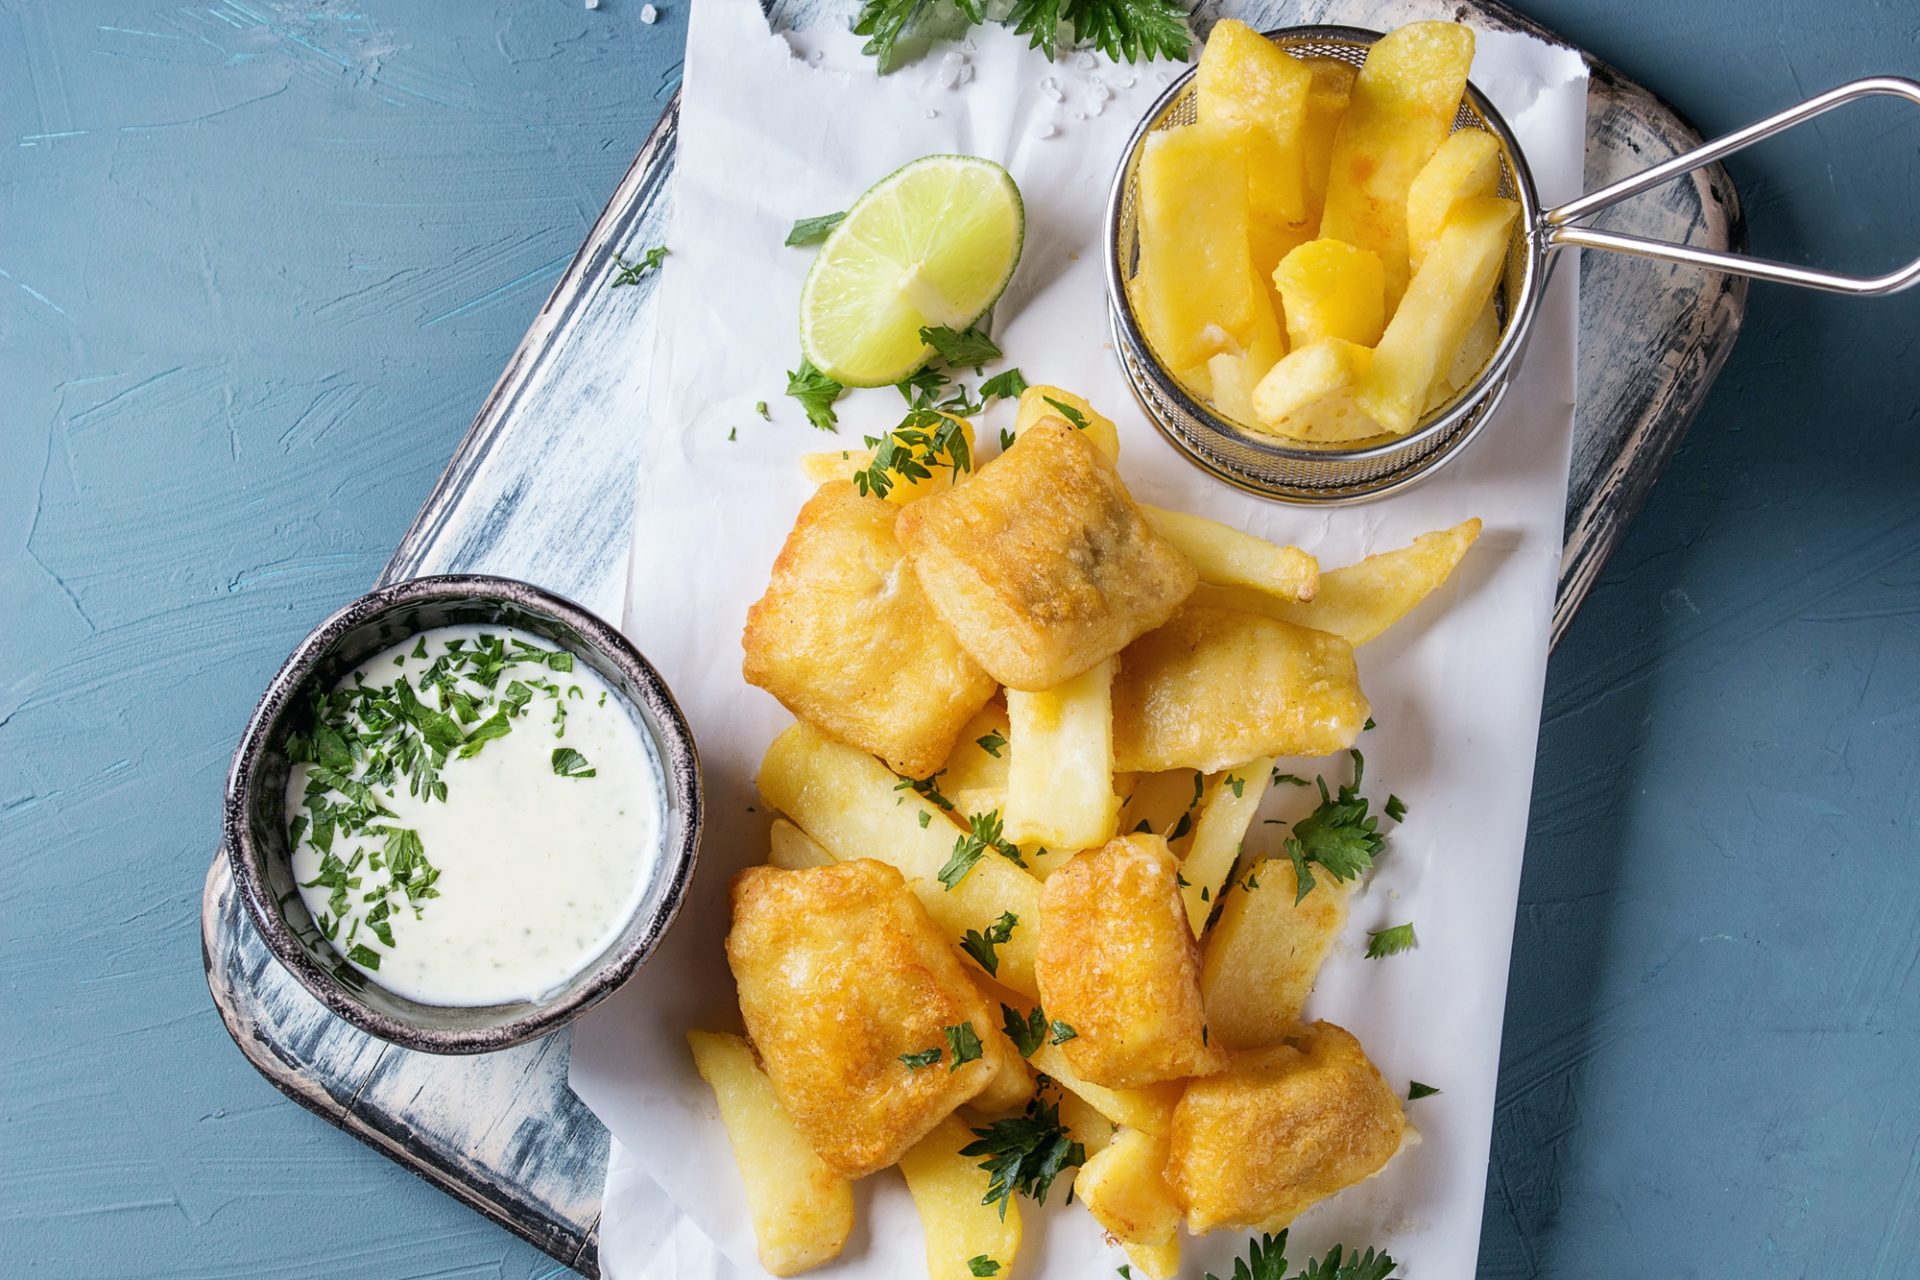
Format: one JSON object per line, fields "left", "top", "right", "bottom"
{"left": 1540, "top": 76, "right": 1920, "bottom": 296}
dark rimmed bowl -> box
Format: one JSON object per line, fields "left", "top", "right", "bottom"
{"left": 223, "top": 574, "right": 702, "bottom": 1054}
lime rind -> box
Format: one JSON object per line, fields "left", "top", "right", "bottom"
{"left": 799, "top": 154, "right": 1025, "bottom": 387}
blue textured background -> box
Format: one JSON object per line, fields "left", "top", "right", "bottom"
{"left": 1, "top": 3, "right": 1915, "bottom": 1277}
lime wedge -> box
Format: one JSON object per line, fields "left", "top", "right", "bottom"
{"left": 799, "top": 155, "right": 1025, "bottom": 387}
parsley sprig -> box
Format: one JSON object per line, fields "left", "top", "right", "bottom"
{"left": 940, "top": 810, "right": 1026, "bottom": 889}
{"left": 1206, "top": 1230, "right": 1400, "bottom": 1280}
{"left": 961, "top": 911, "right": 1019, "bottom": 976}
{"left": 785, "top": 359, "right": 844, "bottom": 432}
{"left": 856, "top": 409, "right": 973, "bottom": 500}
{"left": 610, "top": 245, "right": 668, "bottom": 287}
{"left": 852, "top": 0, "right": 1190, "bottom": 71}
{"left": 1280, "top": 749, "right": 1387, "bottom": 904}
{"left": 963, "top": 1091, "right": 1086, "bottom": 1218}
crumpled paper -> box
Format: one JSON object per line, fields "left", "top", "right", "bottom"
{"left": 572, "top": 3, "right": 1589, "bottom": 1277}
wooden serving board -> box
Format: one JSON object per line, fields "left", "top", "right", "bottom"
{"left": 201, "top": 1, "right": 1747, "bottom": 1274}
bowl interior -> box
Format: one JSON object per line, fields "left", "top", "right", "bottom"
{"left": 1105, "top": 24, "right": 1543, "bottom": 502}
{"left": 227, "top": 579, "right": 699, "bottom": 1052}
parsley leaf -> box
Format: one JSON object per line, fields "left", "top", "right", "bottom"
{"left": 786, "top": 211, "right": 846, "bottom": 246}
{"left": 979, "top": 368, "right": 1028, "bottom": 401}
{"left": 1365, "top": 922, "right": 1417, "bottom": 959}
{"left": 1007, "top": 0, "right": 1191, "bottom": 63}
{"left": 945, "top": 1022, "right": 985, "bottom": 1070}
{"left": 896, "top": 770, "right": 957, "bottom": 812}
{"left": 856, "top": 409, "right": 973, "bottom": 500}
{"left": 897, "top": 365, "right": 951, "bottom": 407}
{"left": 939, "top": 810, "right": 1025, "bottom": 889}
{"left": 1272, "top": 770, "right": 1311, "bottom": 787}
{"left": 1224, "top": 773, "right": 1245, "bottom": 798}
{"left": 785, "top": 359, "right": 844, "bottom": 432}
{"left": 1384, "top": 793, "right": 1407, "bottom": 822}
{"left": 1001, "top": 1004, "right": 1047, "bottom": 1057}
{"left": 610, "top": 245, "right": 668, "bottom": 286}
{"left": 976, "top": 730, "right": 1007, "bottom": 758}
{"left": 968, "top": 1257, "right": 1001, "bottom": 1277}
{"left": 999, "top": 426, "right": 1017, "bottom": 450}
{"left": 1407, "top": 1081, "right": 1441, "bottom": 1100}
{"left": 920, "top": 324, "right": 1002, "bottom": 370}
{"left": 346, "top": 943, "right": 382, "bottom": 970}
{"left": 551, "top": 747, "right": 597, "bottom": 778}
{"left": 1048, "top": 1019, "right": 1077, "bottom": 1044}
{"left": 900, "top": 1047, "right": 943, "bottom": 1071}
{"left": 963, "top": 1094, "right": 1086, "bottom": 1218}
{"left": 1205, "top": 1229, "right": 1290, "bottom": 1280}
{"left": 1040, "top": 394, "right": 1088, "bottom": 428}
{"left": 961, "top": 911, "right": 1019, "bottom": 976}
{"left": 1292, "top": 1244, "right": 1400, "bottom": 1280}
{"left": 1282, "top": 755, "right": 1387, "bottom": 904}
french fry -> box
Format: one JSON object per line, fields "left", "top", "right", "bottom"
{"left": 1445, "top": 299, "right": 1500, "bottom": 392}
{"left": 1004, "top": 657, "right": 1120, "bottom": 852}
{"left": 1179, "top": 760, "right": 1275, "bottom": 935}
{"left": 1031, "top": 1040, "right": 1180, "bottom": 1136}
{"left": 1319, "top": 21, "right": 1477, "bottom": 305}
{"left": 1250, "top": 337, "right": 1385, "bottom": 443}
{"left": 757, "top": 721, "right": 1042, "bottom": 997}
{"left": 768, "top": 817, "right": 834, "bottom": 870}
{"left": 800, "top": 449, "right": 864, "bottom": 486}
{"left": 1014, "top": 385, "right": 1120, "bottom": 463}
{"left": 1076, "top": 1127, "right": 1183, "bottom": 1249}
{"left": 899, "top": 1114, "right": 1023, "bottom": 1280}
{"left": 1406, "top": 128, "right": 1502, "bottom": 269}
{"left": 1271, "top": 238, "right": 1387, "bottom": 349}
{"left": 1058, "top": 1089, "right": 1118, "bottom": 1155}
{"left": 941, "top": 703, "right": 1011, "bottom": 820}
{"left": 686, "top": 1030, "right": 855, "bottom": 1277}
{"left": 1358, "top": 196, "right": 1519, "bottom": 435}
{"left": 1117, "top": 769, "right": 1205, "bottom": 851}
{"left": 1123, "top": 1239, "right": 1183, "bottom": 1280}
{"left": 1195, "top": 18, "right": 1314, "bottom": 228}
{"left": 1133, "top": 121, "right": 1267, "bottom": 369}
{"left": 1202, "top": 296, "right": 1287, "bottom": 425}
{"left": 1201, "top": 861, "right": 1353, "bottom": 1049}
{"left": 1138, "top": 506, "right": 1319, "bottom": 603}
{"left": 1221, "top": 518, "right": 1482, "bottom": 645}
{"left": 1298, "top": 55, "right": 1358, "bottom": 225}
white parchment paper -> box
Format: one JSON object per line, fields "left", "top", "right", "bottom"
{"left": 573, "top": 3, "right": 1588, "bottom": 1277}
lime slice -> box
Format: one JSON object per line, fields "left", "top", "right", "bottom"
{"left": 799, "top": 155, "right": 1025, "bottom": 387}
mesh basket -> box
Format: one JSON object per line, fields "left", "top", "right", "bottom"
{"left": 1104, "top": 25, "right": 1542, "bottom": 503}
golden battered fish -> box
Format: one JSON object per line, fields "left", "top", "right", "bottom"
{"left": 743, "top": 483, "right": 997, "bottom": 778}
{"left": 1035, "top": 834, "right": 1227, "bottom": 1088}
{"left": 1111, "top": 605, "right": 1369, "bottom": 773}
{"left": 896, "top": 419, "right": 1198, "bottom": 691}
{"left": 726, "top": 860, "right": 1020, "bottom": 1180}
{"left": 1166, "top": 1021, "right": 1407, "bottom": 1233}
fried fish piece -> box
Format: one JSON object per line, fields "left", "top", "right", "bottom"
{"left": 1166, "top": 1021, "right": 1408, "bottom": 1233}
{"left": 1111, "top": 605, "right": 1369, "bottom": 774}
{"left": 1035, "top": 834, "right": 1227, "bottom": 1088}
{"left": 896, "top": 419, "right": 1198, "bottom": 691}
{"left": 743, "top": 482, "right": 997, "bottom": 777}
{"left": 727, "top": 860, "right": 1021, "bottom": 1179}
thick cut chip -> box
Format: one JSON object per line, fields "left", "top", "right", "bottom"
{"left": 1138, "top": 506, "right": 1318, "bottom": 603}
{"left": 899, "top": 1114, "right": 1024, "bottom": 1280}
{"left": 1196, "top": 19, "right": 1314, "bottom": 228}
{"left": 727, "top": 860, "right": 1021, "bottom": 1178}
{"left": 1013, "top": 385, "right": 1120, "bottom": 462}
{"left": 1123, "top": 1239, "right": 1182, "bottom": 1280}
{"left": 744, "top": 483, "right": 996, "bottom": 777}
{"left": 768, "top": 817, "right": 835, "bottom": 870}
{"left": 1004, "top": 656, "right": 1120, "bottom": 851}
{"left": 1077, "top": 1127, "right": 1182, "bottom": 1247}
{"left": 1298, "top": 55, "right": 1358, "bottom": 224}
{"left": 1250, "top": 338, "right": 1386, "bottom": 443}
{"left": 1030, "top": 1039, "right": 1182, "bottom": 1136}
{"left": 1272, "top": 238, "right": 1387, "bottom": 349}
{"left": 940, "top": 702, "right": 1011, "bottom": 820}
{"left": 1406, "top": 128, "right": 1502, "bottom": 269}
{"left": 1111, "top": 606, "right": 1370, "bottom": 774}
{"left": 1245, "top": 518, "right": 1482, "bottom": 646}
{"left": 1132, "top": 121, "right": 1267, "bottom": 370}
{"left": 1319, "top": 21, "right": 1477, "bottom": 305}
{"left": 1201, "top": 861, "right": 1352, "bottom": 1048}
{"left": 1179, "top": 761, "right": 1274, "bottom": 935}
{"left": 756, "top": 720, "right": 1042, "bottom": 997}
{"left": 687, "top": 1030, "right": 855, "bottom": 1276}
{"left": 1166, "top": 1021, "right": 1407, "bottom": 1232}
{"left": 1035, "top": 835, "right": 1227, "bottom": 1088}
{"left": 1203, "top": 295, "right": 1287, "bottom": 426}
{"left": 1357, "top": 196, "right": 1519, "bottom": 435}
{"left": 898, "top": 419, "right": 1197, "bottom": 691}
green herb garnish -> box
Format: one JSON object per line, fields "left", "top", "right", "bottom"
{"left": 939, "top": 810, "right": 1025, "bottom": 888}
{"left": 1048, "top": 1019, "right": 1077, "bottom": 1045}
{"left": 1365, "top": 922, "right": 1416, "bottom": 959}
{"left": 611, "top": 245, "right": 668, "bottom": 286}
{"left": 919, "top": 323, "right": 1001, "bottom": 370}
{"left": 945, "top": 1022, "right": 985, "bottom": 1070}
{"left": 975, "top": 730, "right": 1007, "bottom": 758}
{"left": 968, "top": 1257, "right": 1001, "bottom": 1277}
{"left": 1281, "top": 751, "right": 1387, "bottom": 904}
{"left": 979, "top": 368, "right": 1028, "bottom": 401}
{"left": 786, "top": 359, "right": 844, "bottom": 432}
{"left": 1407, "top": 1081, "right": 1440, "bottom": 1100}
{"left": 551, "top": 747, "right": 597, "bottom": 778}
{"left": 900, "top": 1047, "right": 943, "bottom": 1071}
{"left": 1001, "top": 1004, "right": 1047, "bottom": 1057}
{"left": 896, "top": 769, "right": 957, "bottom": 812}
{"left": 856, "top": 409, "right": 973, "bottom": 499}
{"left": 852, "top": 0, "right": 1189, "bottom": 70}
{"left": 1040, "top": 394, "right": 1087, "bottom": 428}
{"left": 961, "top": 911, "right": 1019, "bottom": 976}
{"left": 963, "top": 1093, "right": 1086, "bottom": 1218}
{"left": 786, "top": 211, "right": 846, "bottom": 246}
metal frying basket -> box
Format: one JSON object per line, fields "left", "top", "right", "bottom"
{"left": 1104, "top": 25, "right": 1920, "bottom": 504}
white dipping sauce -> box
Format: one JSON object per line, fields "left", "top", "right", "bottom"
{"left": 286, "top": 624, "right": 663, "bottom": 1006}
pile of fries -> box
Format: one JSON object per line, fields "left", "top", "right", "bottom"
{"left": 1131, "top": 19, "right": 1512, "bottom": 442}
{"left": 684, "top": 381, "right": 1478, "bottom": 1278}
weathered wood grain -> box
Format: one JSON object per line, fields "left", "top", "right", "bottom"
{"left": 202, "top": 3, "right": 1748, "bottom": 1275}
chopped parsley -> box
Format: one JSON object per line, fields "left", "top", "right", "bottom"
{"left": 1205, "top": 1230, "right": 1400, "bottom": 1280}
{"left": 551, "top": 747, "right": 596, "bottom": 778}
{"left": 1001, "top": 1003, "right": 1047, "bottom": 1057}
{"left": 755, "top": 400, "right": 770, "bottom": 419}
{"left": 853, "top": 0, "right": 1189, "bottom": 69}
{"left": 610, "top": 245, "right": 668, "bottom": 286}
{"left": 968, "top": 1258, "right": 1001, "bottom": 1277}
{"left": 785, "top": 211, "right": 846, "bottom": 246}
{"left": 961, "top": 911, "right": 1019, "bottom": 976}
{"left": 899, "top": 1047, "right": 943, "bottom": 1072}
{"left": 919, "top": 323, "right": 1001, "bottom": 370}
{"left": 1224, "top": 773, "right": 1246, "bottom": 798}
{"left": 1280, "top": 750, "right": 1387, "bottom": 904}
{"left": 1271, "top": 770, "right": 1310, "bottom": 787}
{"left": 1407, "top": 1081, "right": 1441, "bottom": 1100}
{"left": 939, "top": 810, "right": 1025, "bottom": 889}
{"left": 975, "top": 730, "right": 1008, "bottom": 758}
{"left": 895, "top": 770, "right": 957, "bottom": 812}
{"left": 1040, "top": 395, "right": 1088, "bottom": 429}
{"left": 963, "top": 1092, "right": 1085, "bottom": 1218}
{"left": 856, "top": 409, "right": 973, "bottom": 500}
{"left": 1365, "top": 923, "right": 1417, "bottom": 959}
{"left": 999, "top": 426, "right": 1016, "bottom": 450}
{"left": 945, "top": 1022, "right": 984, "bottom": 1070}
{"left": 979, "top": 368, "right": 1028, "bottom": 401}
{"left": 1384, "top": 793, "right": 1407, "bottom": 822}
{"left": 1048, "top": 1020, "right": 1077, "bottom": 1045}
{"left": 785, "top": 359, "right": 844, "bottom": 432}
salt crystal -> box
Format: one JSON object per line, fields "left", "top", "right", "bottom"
{"left": 937, "top": 51, "right": 973, "bottom": 89}
{"left": 584, "top": 0, "right": 599, "bottom": 9}
{"left": 925, "top": 108, "right": 938, "bottom": 119}
{"left": 1031, "top": 121, "right": 1057, "bottom": 139}
{"left": 1119, "top": 75, "right": 1135, "bottom": 89}
{"left": 1076, "top": 51, "right": 1097, "bottom": 70}
{"left": 639, "top": 3, "right": 658, "bottom": 22}
{"left": 1040, "top": 75, "right": 1063, "bottom": 102}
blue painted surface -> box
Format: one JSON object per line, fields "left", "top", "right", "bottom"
{"left": 0, "top": 2, "right": 1914, "bottom": 1277}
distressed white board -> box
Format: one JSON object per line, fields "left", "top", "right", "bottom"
{"left": 201, "top": 1, "right": 1746, "bottom": 1273}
